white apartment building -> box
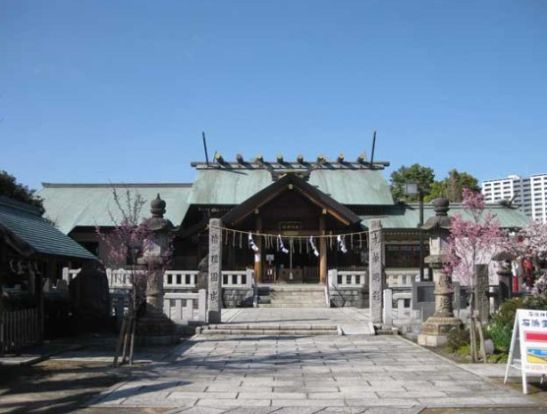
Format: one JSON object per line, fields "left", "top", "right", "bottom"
{"left": 481, "top": 174, "right": 547, "bottom": 223}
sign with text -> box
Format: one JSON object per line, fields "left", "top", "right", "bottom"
{"left": 504, "top": 309, "right": 547, "bottom": 394}
{"left": 207, "top": 218, "right": 222, "bottom": 324}
{"left": 279, "top": 221, "right": 302, "bottom": 232}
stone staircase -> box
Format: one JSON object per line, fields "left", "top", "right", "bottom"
{"left": 198, "top": 323, "right": 339, "bottom": 336}
{"left": 258, "top": 284, "right": 327, "bottom": 308}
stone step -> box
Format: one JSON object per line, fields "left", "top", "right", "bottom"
{"left": 259, "top": 303, "right": 326, "bottom": 308}
{"left": 199, "top": 323, "right": 339, "bottom": 336}
{"left": 269, "top": 300, "right": 326, "bottom": 305}
{"left": 270, "top": 292, "right": 325, "bottom": 297}
{"left": 199, "top": 328, "right": 337, "bottom": 336}
{"left": 207, "top": 324, "right": 337, "bottom": 330}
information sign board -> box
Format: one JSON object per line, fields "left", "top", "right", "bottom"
{"left": 504, "top": 309, "right": 547, "bottom": 394}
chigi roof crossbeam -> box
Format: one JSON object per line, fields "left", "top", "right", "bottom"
{"left": 190, "top": 154, "right": 390, "bottom": 170}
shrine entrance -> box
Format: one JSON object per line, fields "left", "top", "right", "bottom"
{"left": 262, "top": 244, "right": 320, "bottom": 284}
{"left": 221, "top": 174, "right": 363, "bottom": 284}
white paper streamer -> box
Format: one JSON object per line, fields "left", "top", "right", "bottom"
{"left": 337, "top": 235, "right": 348, "bottom": 253}
{"left": 309, "top": 236, "right": 319, "bottom": 257}
{"left": 278, "top": 234, "right": 289, "bottom": 254}
{"left": 248, "top": 233, "right": 259, "bottom": 252}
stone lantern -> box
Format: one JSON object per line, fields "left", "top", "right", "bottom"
{"left": 492, "top": 250, "right": 515, "bottom": 301}
{"left": 136, "top": 194, "right": 177, "bottom": 345}
{"left": 418, "top": 198, "right": 462, "bottom": 347}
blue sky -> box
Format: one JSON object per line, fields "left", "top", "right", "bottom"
{"left": 1, "top": 1, "right": 546, "bottom": 190}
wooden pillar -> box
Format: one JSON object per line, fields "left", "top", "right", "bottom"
{"left": 319, "top": 212, "right": 327, "bottom": 284}
{"left": 254, "top": 212, "right": 263, "bottom": 283}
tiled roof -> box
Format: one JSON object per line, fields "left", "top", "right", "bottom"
{"left": 360, "top": 203, "right": 530, "bottom": 229}
{"left": 38, "top": 183, "right": 192, "bottom": 234}
{"left": 0, "top": 196, "right": 97, "bottom": 260}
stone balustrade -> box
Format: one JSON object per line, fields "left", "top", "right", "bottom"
{"left": 385, "top": 268, "right": 420, "bottom": 288}
{"left": 328, "top": 269, "right": 367, "bottom": 288}
{"left": 327, "top": 269, "right": 368, "bottom": 308}
{"left": 62, "top": 267, "right": 254, "bottom": 291}
{"left": 164, "top": 270, "right": 198, "bottom": 289}
{"left": 222, "top": 270, "right": 254, "bottom": 288}
{"left": 163, "top": 290, "right": 207, "bottom": 323}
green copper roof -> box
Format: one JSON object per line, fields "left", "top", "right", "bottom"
{"left": 188, "top": 168, "right": 394, "bottom": 205}
{"left": 39, "top": 184, "right": 192, "bottom": 234}
{"left": 361, "top": 203, "right": 530, "bottom": 229}
{"left": 308, "top": 169, "right": 394, "bottom": 205}
{"left": 188, "top": 169, "right": 273, "bottom": 205}
{"left": 0, "top": 197, "right": 97, "bottom": 260}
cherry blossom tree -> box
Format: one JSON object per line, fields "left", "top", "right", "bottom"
{"left": 445, "top": 188, "right": 506, "bottom": 361}
{"left": 95, "top": 188, "right": 155, "bottom": 365}
{"left": 506, "top": 221, "right": 547, "bottom": 294}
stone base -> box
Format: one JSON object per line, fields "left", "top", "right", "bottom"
{"left": 135, "top": 334, "right": 179, "bottom": 346}
{"left": 136, "top": 312, "right": 178, "bottom": 346}
{"left": 329, "top": 287, "right": 368, "bottom": 308}
{"left": 223, "top": 288, "right": 254, "bottom": 308}
{"left": 417, "top": 315, "right": 462, "bottom": 347}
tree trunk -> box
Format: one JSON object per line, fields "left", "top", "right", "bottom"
{"left": 469, "top": 291, "right": 477, "bottom": 362}
{"left": 129, "top": 316, "right": 136, "bottom": 365}
{"left": 476, "top": 318, "right": 487, "bottom": 363}
{"left": 113, "top": 315, "right": 127, "bottom": 366}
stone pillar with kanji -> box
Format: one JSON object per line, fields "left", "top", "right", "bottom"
{"left": 136, "top": 194, "right": 177, "bottom": 345}
{"left": 368, "top": 219, "right": 384, "bottom": 325}
{"left": 207, "top": 218, "right": 222, "bottom": 323}
{"left": 418, "top": 198, "right": 462, "bottom": 347}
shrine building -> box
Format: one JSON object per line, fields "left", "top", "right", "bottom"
{"left": 39, "top": 154, "right": 529, "bottom": 291}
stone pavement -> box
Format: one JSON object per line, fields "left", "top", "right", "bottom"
{"left": 222, "top": 307, "right": 374, "bottom": 335}
{"left": 88, "top": 334, "right": 538, "bottom": 412}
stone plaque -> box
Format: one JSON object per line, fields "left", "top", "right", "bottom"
{"left": 368, "top": 220, "right": 384, "bottom": 324}
{"left": 207, "top": 218, "right": 222, "bottom": 323}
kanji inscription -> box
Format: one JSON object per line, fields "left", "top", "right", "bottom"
{"left": 368, "top": 220, "right": 384, "bottom": 324}
{"left": 207, "top": 218, "right": 222, "bottom": 323}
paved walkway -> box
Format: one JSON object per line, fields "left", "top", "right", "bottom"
{"left": 222, "top": 308, "right": 374, "bottom": 335}
{"left": 88, "top": 334, "right": 537, "bottom": 412}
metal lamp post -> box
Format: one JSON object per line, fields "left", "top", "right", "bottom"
{"left": 405, "top": 182, "right": 425, "bottom": 281}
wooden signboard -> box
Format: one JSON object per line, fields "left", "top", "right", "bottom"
{"left": 504, "top": 309, "right": 547, "bottom": 394}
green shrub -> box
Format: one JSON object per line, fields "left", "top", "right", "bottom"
{"left": 456, "top": 343, "right": 470, "bottom": 358}
{"left": 487, "top": 320, "right": 513, "bottom": 353}
{"left": 487, "top": 294, "right": 547, "bottom": 352}
{"left": 447, "top": 327, "right": 470, "bottom": 352}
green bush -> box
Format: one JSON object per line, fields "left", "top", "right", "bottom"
{"left": 487, "top": 320, "right": 514, "bottom": 353}
{"left": 447, "top": 326, "right": 470, "bottom": 352}
{"left": 487, "top": 294, "right": 547, "bottom": 352}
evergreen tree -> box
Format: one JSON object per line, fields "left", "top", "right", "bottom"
{"left": 0, "top": 170, "right": 44, "bottom": 212}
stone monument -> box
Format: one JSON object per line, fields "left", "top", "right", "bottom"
{"left": 418, "top": 198, "right": 462, "bottom": 347}
{"left": 368, "top": 219, "right": 384, "bottom": 325}
{"left": 136, "top": 194, "right": 177, "bottom": 345}
{"left": 207, "top": 218, "right": 222, "bottom": 323}
{"left": 493, "top": 251, "right": 514, "bottom": 301}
